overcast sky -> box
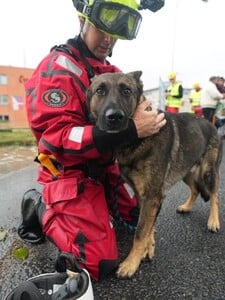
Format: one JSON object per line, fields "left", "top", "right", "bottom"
{"left": 0, "top": 0, "right": 224, "bottom": 88}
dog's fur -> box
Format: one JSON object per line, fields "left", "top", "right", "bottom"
{"left": 86, "top": 71, "right": 222, "bottom": 278}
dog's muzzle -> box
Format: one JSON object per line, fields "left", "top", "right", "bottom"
{"left": 99, "top": 108, "right": 128, "bottom": 133}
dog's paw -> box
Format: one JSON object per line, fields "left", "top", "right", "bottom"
{"left": 176, "top": 204, "right": 191, "bottom": 213}
{"left": 146, "top": 242, "right": 155, "bottom": 260}
{"left": 207, "top": 218, "right": 220, "bottom": 232}
{"left": 147, "top": 248, "right": 155, "bottom": 260}
{"left": 116, "top": 259, "right": 140, "bottom": 278}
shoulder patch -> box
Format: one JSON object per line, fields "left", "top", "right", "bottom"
{"left": 42, "top": 89, "right": 69, "bottom": 107}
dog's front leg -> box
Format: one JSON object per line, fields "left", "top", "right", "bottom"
{"left": 208, "top": 193, "right": 220, "bottom": 232}
{"left": 117, "top": 196, "right": 162, "bottom": 278}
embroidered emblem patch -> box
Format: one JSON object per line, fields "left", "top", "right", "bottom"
{"left": 42, "top": 89, "right": 69, "bottom": 107}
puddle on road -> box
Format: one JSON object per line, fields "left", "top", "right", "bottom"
{"left": 0, "top": 146, "right": 37, "bottom": 176}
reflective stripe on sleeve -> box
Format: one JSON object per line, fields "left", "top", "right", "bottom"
{"left": 69, "top": 127, "right": 85, "bottom": 143}
{"left": 56, "top": 55, "right": 83, "bottom": 76}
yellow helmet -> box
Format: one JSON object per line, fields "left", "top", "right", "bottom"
{"left": 193, "top": 82, "right": 200, "bottom": 89}
{"left": 168, "top": 72, "right": 176, "bottom": 80}
{"left": 73, "top": 0, "right": 141, "bottom": 40}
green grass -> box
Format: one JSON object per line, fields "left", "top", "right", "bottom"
{"left": 0, "top": 129, "right": 36, "bottom": 146}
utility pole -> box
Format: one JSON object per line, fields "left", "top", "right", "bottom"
{"left": 171, "top": 0, "right": 179, "bottom": 71}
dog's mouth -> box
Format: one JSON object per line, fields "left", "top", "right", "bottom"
{"left": 97, "top": 121, "right": 129, "bottom": 133}
{"left": 105, "top": 129, "right": 120, "bottom": 133}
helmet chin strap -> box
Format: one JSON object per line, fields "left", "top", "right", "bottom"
{"left": 79, "top": 16, "right": 85, "bottom": 34}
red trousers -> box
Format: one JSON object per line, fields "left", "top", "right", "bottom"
{"left": 39, "top": 163, "right": 138, "bottom": 281}
{"left": 166, "top": 106, "right": 179, "bottom": 113}
{"left": 192, "top": 106, "right": 203, "bottom": 116}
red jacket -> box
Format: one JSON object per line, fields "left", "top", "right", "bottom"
{"left": 25, "top": 37, "right": 121, "bottom": 180}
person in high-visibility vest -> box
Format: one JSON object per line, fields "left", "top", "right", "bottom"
{"left": 189, "top": 82, "right": 203, "bottom": 116}
{"left": 165, "top": 72, "right": 183, "bottom": 113}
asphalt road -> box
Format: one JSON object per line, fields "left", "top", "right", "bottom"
{"left": 1, "top": 140, "right": 225, "bottom": 300}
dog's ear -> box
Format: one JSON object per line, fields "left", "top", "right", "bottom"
{"left": 86, "top": 88, "right": 91, "bottom": 111}
{"left": 85, "top": 86, "right": 95, "bottom": 122}
{"left": 127, "top": 71, "right": 144, "bottom": 97}
{"left": 127, "top": 71, "right": 143, "bottom": 81}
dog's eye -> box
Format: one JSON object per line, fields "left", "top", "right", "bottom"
{"left": 96, "top": 86, "right": 106, "bottom": 95}
{"left": 122, "top": 88, "right": 132, "bottom": 96}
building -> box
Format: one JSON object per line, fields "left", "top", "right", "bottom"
{"left": 0, "top": 66, "right": 192, "bottom": 129}
{"left": 0, "top": 65, "right": 34, "bottom": 129}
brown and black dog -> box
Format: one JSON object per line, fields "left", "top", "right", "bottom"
{"left": 86, "top": 71, "right": 222, "bottom": 278}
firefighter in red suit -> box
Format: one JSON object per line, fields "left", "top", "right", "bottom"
{"left": 18, "top": 0, "right": 166, "bottom": 282}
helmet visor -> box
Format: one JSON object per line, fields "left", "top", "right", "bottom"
{"left": 89, "top": 2, "right": 142, "bottom": 40}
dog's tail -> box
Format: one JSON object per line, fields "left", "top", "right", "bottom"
{"left": 196, "top": 181, "right": 210, "bottom": 202}
{"left": 196, "top": 138, "right": 222, "bottom": 202}
{"left": 197, "top": 163, "right": 221, "bottom": 202}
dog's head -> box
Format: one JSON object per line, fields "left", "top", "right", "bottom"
{"left": 86, "top": 71, "right": 144, "bottom": 133}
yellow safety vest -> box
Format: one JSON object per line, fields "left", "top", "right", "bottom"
{"left": 166, "top": 82, "right": 182, "bottom": 108}
{"left": 189, "top": 89, "right": 201, "bottom": 107}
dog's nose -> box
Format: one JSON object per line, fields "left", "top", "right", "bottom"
{"left": 105, "top": 108, "right": 125, "bottom": 125}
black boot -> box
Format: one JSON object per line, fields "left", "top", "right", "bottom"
{"left": 17, "top": 189, "right": 45, "bottom": 244}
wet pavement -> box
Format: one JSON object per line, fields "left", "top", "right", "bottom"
{"left": 0, "top": 146, "right": 36, "bottom": 176}
{"left": 1, "top": 142, "right": 225, "bottom": 299}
